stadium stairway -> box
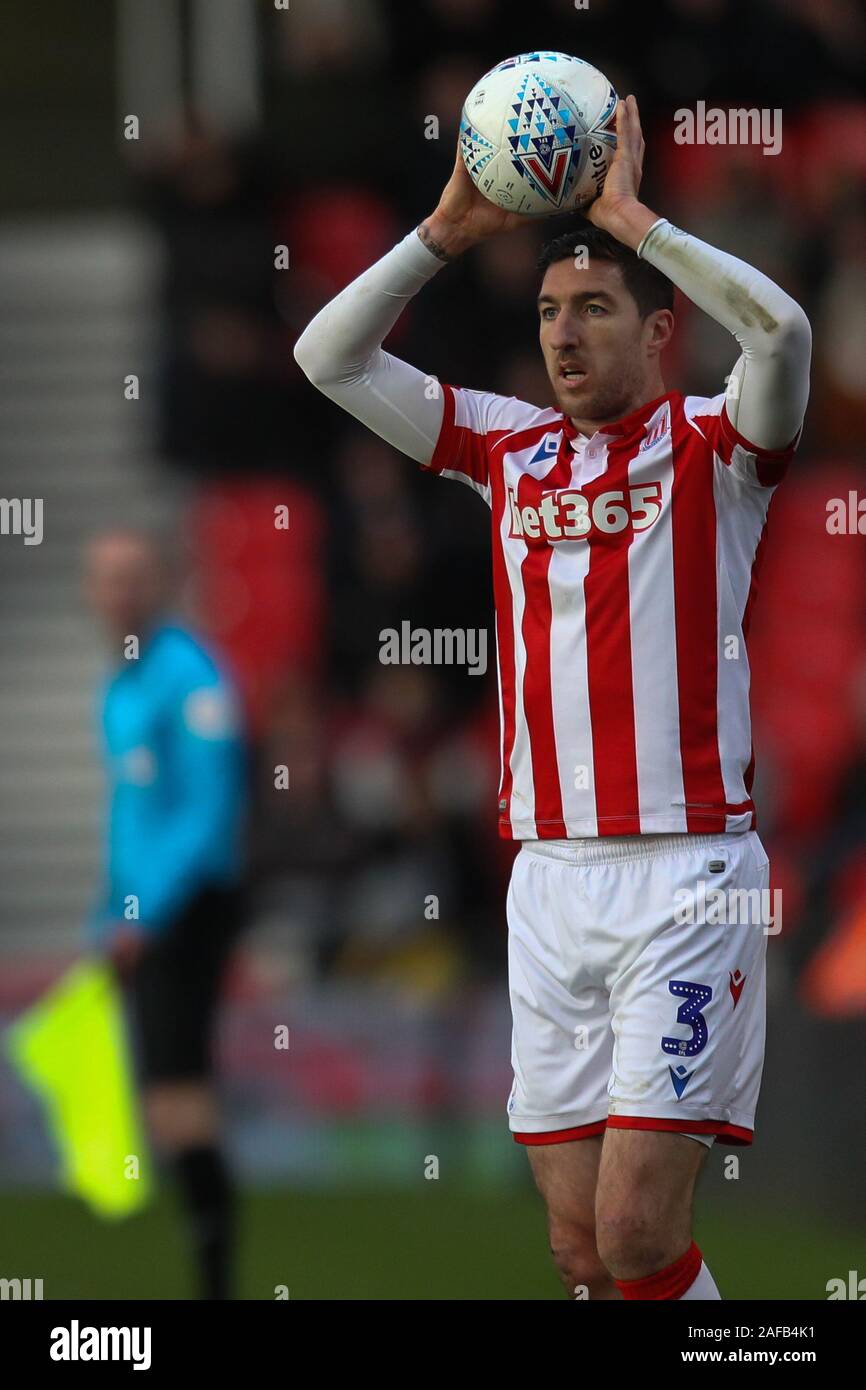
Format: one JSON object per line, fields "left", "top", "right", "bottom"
{"left": 0, "top": 215, "right": 183, "bottom": 957}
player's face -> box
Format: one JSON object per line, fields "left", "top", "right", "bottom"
{"left": 538, "top": 258, "right": 661, "bottom": 425}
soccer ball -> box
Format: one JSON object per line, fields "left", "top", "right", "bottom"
{"left": 459, "top": 51, "right": 618, "bottom": 217}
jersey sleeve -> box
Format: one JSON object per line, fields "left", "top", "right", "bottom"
{"left": 718, "top": 395, "right": 801, "bottom": 487}
{"left": 422, "top": 384, "right": 522, "bottom": 506}
{"left": 690, "top": 389, "right": 801, "bottom": 489}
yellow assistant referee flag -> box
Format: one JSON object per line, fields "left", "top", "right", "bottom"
{"left": 4, "top": 958, "right": 152, "bottom": 1218}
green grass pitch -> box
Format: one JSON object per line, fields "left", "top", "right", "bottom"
{"left": 0, "top": 1187, "right": 860, "bottom": 1300}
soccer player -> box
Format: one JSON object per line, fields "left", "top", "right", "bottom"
{"left": 84, "top": 529, "right": 247, "bottom": 1299}
{"left": 293, "top": 97, "right": 811, "bottom": 1300}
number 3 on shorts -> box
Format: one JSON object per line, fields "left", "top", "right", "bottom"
{"left": 661, "top": 980, "right": 712, "bottom": 1058}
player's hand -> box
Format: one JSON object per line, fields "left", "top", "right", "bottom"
{"left": 585, "top": 94, "right": 646, "bottom": 232}
{"left": 105, "top": 924, "right": 147, "bottom": 979}
{"left": 421, "top": 143, "right": 527, "bottom": 259}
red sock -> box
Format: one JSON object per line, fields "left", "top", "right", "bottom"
{"left": 614, "top": 1240, "right": 703, "bottom": 1300}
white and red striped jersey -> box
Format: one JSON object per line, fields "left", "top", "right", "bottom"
{"left": 425, "top": 385, "right": 800, "bottom": 840}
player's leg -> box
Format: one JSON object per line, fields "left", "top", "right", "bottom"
{"left": 595, "top": 830, "right": 770, "bottom": 1299}
{"left": 595, "top": 1128, "right": 716, "bottom": 1297}
{"left": 526, "top": 1135, "right": 619, "bottom": 1298}
{"left": 506, "top": 843, "right": 615, "bottom": 1296}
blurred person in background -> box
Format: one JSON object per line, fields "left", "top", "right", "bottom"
{"left": 247, "top": 669, "right": 355, "bottom": 981}
{"left": 84, "top": 530, "right": 248, "bottom": 1300}
{"left": 134, "top": 114, "right": 291, "bottom": 476}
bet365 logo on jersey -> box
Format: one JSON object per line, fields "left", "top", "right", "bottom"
{"left": 507, "top": 482, "right": 662, "bottom": 543}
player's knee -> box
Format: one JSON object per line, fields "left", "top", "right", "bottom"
{"left": 594, "top": 1202, "right": 673, "bottom": 1280}
{"left": 548, "top": 1216, "right": 612, "bottom": 1299}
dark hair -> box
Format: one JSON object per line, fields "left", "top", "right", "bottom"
{"left": 537, "top": 225, "right": 674, "bottom": 319}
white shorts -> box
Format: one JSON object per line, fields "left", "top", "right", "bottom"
{"left": 506, "top": 831, "right": 769, "bottom": 1149}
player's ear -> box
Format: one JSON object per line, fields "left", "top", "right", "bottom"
{"left": 645, "top": 308, "right": 675, "bottom": 356}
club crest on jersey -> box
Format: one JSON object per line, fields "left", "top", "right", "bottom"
{"left": 638, "top": 402, "right": 671, "bottom": 452}
{"left": 507, "top": 481, "right": 662, "bottom": 543}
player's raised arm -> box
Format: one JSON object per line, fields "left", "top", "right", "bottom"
{"left": 292, "top": 146, "right": 525, "bottom": 464}
{"left": 588, "top": 96, "right": 812, "bottom": 451}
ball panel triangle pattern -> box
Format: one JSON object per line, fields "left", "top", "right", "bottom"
{"left": 500, "top": 74, "right": 581, "bottom": 207}
{"left": 459, "top": 116, "right": 496, "bottom": 181}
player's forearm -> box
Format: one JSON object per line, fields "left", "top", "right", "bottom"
{"left": 590, "top": 197, "right": 662, "bottom": 253}
{"left": 634, "top": 211, "right": 812, "bottom": 449}
{"left": 293, "top": 230, "right": 446, "bottom": 387}
{"left": 635, "top": 214, "right": 809, "bottom": 346}
{"left": 417, "top": 212, "right": 477, "bottom": 262}
{"left": 293, "top": 231, "right": 449, "bottom": 463}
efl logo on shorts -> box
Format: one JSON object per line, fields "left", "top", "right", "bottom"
{"left": 507, "top": 482, "right": 662, "bottom": 543}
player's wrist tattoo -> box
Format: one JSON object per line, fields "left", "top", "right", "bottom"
{"left": 417, "top": 221, "right": 459, "bottom": 262}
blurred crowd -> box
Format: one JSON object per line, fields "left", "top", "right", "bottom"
{"left": 131, "top": 0, "right": 866, "bottom": 1013}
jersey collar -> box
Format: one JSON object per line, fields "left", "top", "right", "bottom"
{"left": 560, "top": 389, "right": 680, "bottom": 445}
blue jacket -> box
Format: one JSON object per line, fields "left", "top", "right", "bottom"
{"left": 92, "top": 622, "right": 246, "bottom": 939}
